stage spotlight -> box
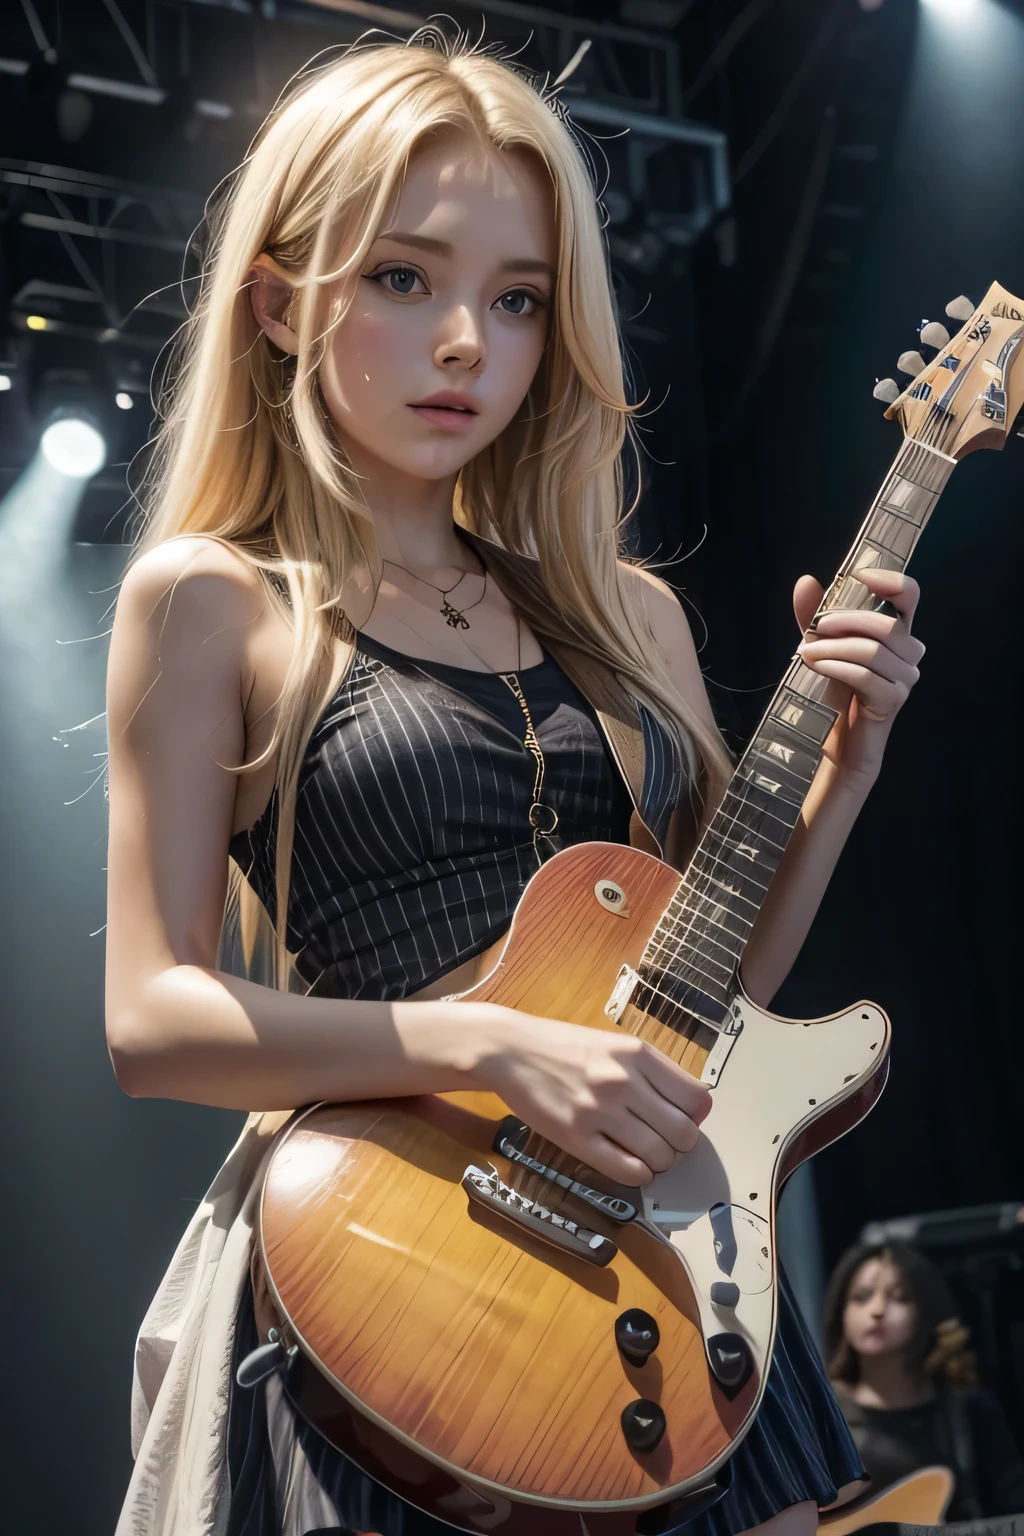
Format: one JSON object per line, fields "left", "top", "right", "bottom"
{"left": 921, "top": 0, "right": 978, "bottom": 14}
{"left": 29, "top": 340, "right": 116, "bottom": 484}
{"left": 115, "top": 391, "right": 134, "bottom": 410}
{"left": 40, "top": 416, "right": 107, "bottom": 478}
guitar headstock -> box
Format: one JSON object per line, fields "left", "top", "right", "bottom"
{"left": 875, "top": 281, "right": 1024, "bottom": 459}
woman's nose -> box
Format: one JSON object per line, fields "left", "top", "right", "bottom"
{"left": 433, "top": 304, "right": 485, "bottom": 371}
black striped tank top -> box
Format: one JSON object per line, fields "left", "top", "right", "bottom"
{"left": 228, "top": 632, "right": 684, "bottom": 1000}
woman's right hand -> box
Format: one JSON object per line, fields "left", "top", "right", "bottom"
{"left": 466, "top": 1004, "right": 712, "bottom": 1187}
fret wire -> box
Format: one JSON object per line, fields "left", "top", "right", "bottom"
{"left": 653, "top": 915, "right": 742, "bottom": 964}
{"left": 644, "top": 949, "right": 734, "bottom": 994}
{"left": 651, "top": 867, "right": 754, "bottom": 966}
{"left": 644, "top": 944, "right": 736, "bottom": 988}
{"left": 744, "top": 751, "right": 815, "bottom": 790}
{"left": 676, "top": 875, "right": 754, "bottom": 924}
{"left": 640, "top": 438, "right": 958, "bottom": 1020}
{"left": 650, "top": 774, "right": 798, "bottom": 975}
{"left": 698, "top": 779, "right": 801, "bottom": 886}
{"left": 690, "top": 870, "right": 761, "bottom": 912}
{"left": 656, "top": 896, "right": 741, "bottom": 944}
{"left": 704, "top": 822, "right": 788, "bottom": 857}
{"left": 722, "top": 785, "right": 798, "bottom": 832}
{"left": 661, "top": 899, "right": 746, "bottom": 949}
{"left": 657, "top": 890, "right": 746, "bottom": 933}
{"left": 646, "top": 936, "right": 735, "bottom": 981}
{"left": 654, "top": 892, "right": 748, "bottom": 952}
{"left": 689, "top": 847, "right": 770, "bottom": 893}
{"left": 649, "top": 778, "right": 804, "bottom": 1000}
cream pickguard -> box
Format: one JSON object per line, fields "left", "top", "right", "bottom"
{"left": 640, "top": 989, "right": 889, "bottom": 1409}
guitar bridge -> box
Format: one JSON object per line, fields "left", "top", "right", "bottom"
{"left": 462, "top": 1163, "right": 618, "bottom": 1267}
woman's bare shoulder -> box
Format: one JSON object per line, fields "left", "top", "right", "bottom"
{"left": 117, "top": 534, "right": 268, "bottom": 617}
{"left": 616, "top": 559, "right": 717, "bottom": 731}
{"left": 114, "top": 535, "right": 275, "bottom": 688}
{"left": 617, "top": 559, "right": 685, "bottom": 633}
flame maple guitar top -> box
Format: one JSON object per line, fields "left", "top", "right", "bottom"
{"left": 260, "top": 842, "right": 754, "bottom": 1509}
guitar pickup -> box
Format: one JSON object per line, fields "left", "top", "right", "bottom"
{"left": 463, "top": 1163, "right": 618, "bottom": 1267}
{"left": 491, "top": 1116, "right": 638, "bottom": 1223}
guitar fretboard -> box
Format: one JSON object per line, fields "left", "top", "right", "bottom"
{"left": 637, "top": 438, "right": 956, "bottom": 1035}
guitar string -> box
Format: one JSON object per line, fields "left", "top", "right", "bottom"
{"left": 649, "top": 357, "right": 966, "bottom": 1000}
{"left": 652, "top": 323, "right": 1007, "bottom": 1017}
{"left": 642, "top": 423, "right": 953, "bottom": 1017}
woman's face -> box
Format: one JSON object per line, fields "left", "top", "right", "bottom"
{"left": 318, "top": 131, "right": 556, "bottom": 484}
{"left": 843, "top": 1258, "right": 918, "bottom": 1360}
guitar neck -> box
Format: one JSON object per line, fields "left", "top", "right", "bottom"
{"left": 639, "top": 437, "right": 956, "bottom": 1035}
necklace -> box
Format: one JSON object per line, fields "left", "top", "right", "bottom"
{"left": 499, "top": 615, "right": 559, "bottom": 859}
{"left": 382, "top": 557, "right": 487, "bottom": 630}
{"left": 405, "top": 609, "right": 559, "bottom": 862}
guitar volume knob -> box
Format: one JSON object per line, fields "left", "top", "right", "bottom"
{"left": 707, "top": 1332, "right": 753, "bottom": 1399}
{"left": 615, "top": 1308, "right": 660, "bottom": 1365}
{"left": 620, "top": 1397, "right": 666, "bottom": 1453}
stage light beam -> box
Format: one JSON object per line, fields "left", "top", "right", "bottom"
{"left": 40, "top": 418, "right": 107, "bottom": 478}
{"left": 921, "top": 0, "right": 979, "bottom": 17}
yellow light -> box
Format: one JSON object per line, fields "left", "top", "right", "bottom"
{"left": 26, "top": 315, "right": 48, "bottom": 331}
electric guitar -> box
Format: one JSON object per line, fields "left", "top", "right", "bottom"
{"left": 243, "top": 283, "right": 1024, "bottom": 1536}
{"left": 818, "top": 1467, "right": 954, "bottom": 1536}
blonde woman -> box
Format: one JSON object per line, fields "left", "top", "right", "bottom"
{"left": 106, "top": 32, "right": 926, "bottom": 1536}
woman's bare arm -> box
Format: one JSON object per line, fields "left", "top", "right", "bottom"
{"left": 104, "top": 536, "right": 485, "bottom": 1108}
{"left": 103, "top": 537, "right": 711, "bottom": 1186}
{"left": 629, "top": 562, "right": 922, "bottom": 1010}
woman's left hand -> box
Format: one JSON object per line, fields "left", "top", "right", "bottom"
{"left": 793, "top": 565, "right": 924, "bottom": 790}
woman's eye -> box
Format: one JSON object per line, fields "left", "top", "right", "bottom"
{"left": 370, "top": 267, "right": 424, "bottom": 296}
{"left": 497, "top": 289, "right": 540, "bottom": 317}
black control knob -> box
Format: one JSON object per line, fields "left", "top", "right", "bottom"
{"left": 707, "top": 1332, "right": 753, "bottom": 1399}
{"left": 620, "top": 1397, "right": 666, "bottom": 1453}
{"left": 615, "top": 1308, "right": 661, "bottom": 1366}
{"left": 709, "top": 1281, "right": 740, "bottom": 1308}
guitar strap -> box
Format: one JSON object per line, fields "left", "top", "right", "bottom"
{"left": 460, "top": 529, "right": 698, "bottom": 871}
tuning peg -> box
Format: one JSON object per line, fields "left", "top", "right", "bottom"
{"left": 872, "top": 378, "right": 900, "bottom": 404}
{"left": 920, "top": 320, "right": 950, "bottom": 348}
{"left": 945, "top": 295, "right": 975, "bottom": 322}
{"left": 897, "top": 350, "right": 927, "bottom": 376}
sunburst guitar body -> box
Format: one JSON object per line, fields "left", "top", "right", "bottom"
{"left": 248, "top": 283, "right": 1024, "bottom": 1535}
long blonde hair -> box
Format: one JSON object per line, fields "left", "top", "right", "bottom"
{"left": 131, "top": 30, "right": 732, "bottom": 990}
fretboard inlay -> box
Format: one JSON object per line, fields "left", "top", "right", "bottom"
{"left": 638, "top": 438, "right": 955, "bottom": 1038}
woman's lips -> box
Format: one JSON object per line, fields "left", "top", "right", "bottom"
{"left": 407, "top": 403, "right": 479, "bottom": 433}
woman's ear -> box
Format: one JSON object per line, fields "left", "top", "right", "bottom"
{"left": 247, "top": 253, "right": 299, "bottom": 355}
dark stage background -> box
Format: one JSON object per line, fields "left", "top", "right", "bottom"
{"left": 1, "top": 1, "right": 1022, "bottom": 1529}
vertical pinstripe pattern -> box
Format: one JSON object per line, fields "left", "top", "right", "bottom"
{"left": 225, "top": 634, "right": 863, "bottom": 1535}
{"left": 229, "top": 634, "right": 667, "bottom": 999}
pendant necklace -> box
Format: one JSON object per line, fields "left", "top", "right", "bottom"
{"left": 499, "top": 614, "right": 560, "bottom": 860}
{"left": 382, "top": 558, "right": 487, "bottom": 630}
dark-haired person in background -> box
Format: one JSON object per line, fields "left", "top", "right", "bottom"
{"left": 823, "top": 1240, "right": 1024, "bottom": 1521}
